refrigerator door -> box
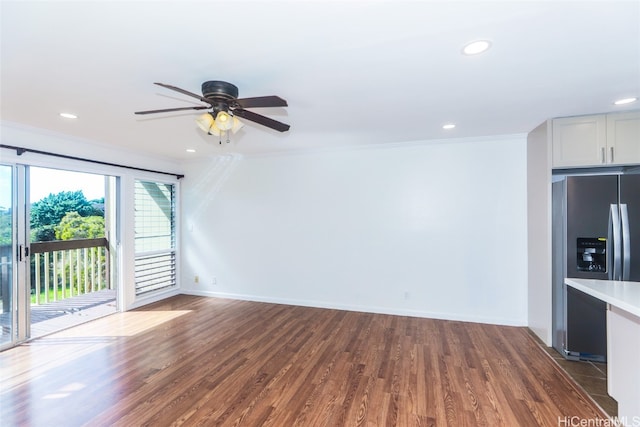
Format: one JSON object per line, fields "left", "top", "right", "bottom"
{"left": 620, "top": 174, "right": 640, "bottom": 281}
{"left": 566, "top": 175, "right": 618, "bottom": 279}
{"left": 563, "top": 175, "right": 617, "bottom": 361}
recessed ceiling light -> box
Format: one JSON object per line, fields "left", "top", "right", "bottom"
{"left": 186, "top": 148, "right": 196, "bottom": 153}
{"left": 443, "top": 123, "right": 456, "bottom": 130}
{"left": 462, "top": 40, "right": 491, "bottom": 55}
{"left": 614, "top": 97, "right": 637, "bottom": 105}
{"left": 59, "top": 112, "right": 78, "bottom": 119}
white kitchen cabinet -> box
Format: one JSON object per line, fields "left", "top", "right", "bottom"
{"left": 607, "top": 111, "right": 640, "bottom": 165}
{"left": 552, "top": 115, "right": 606, "bottom": 167}
{"left": 552, "top": 111, "right": 640, "bottom": 168}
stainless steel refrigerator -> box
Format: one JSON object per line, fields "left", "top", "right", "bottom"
{"left": 552, "top": 171, "right": 640, "bottom": 361}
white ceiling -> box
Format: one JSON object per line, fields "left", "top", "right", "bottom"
{"left": 1, "top": 1, "right": 639, "bottom": 161}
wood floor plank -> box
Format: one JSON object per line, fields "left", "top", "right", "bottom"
{"left": 0, "top": 295, "right": 609, "bottom": 426}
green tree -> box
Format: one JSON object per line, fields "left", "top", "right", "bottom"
{"left": 0, "top": 208, "right": 11, "bottom": 246}
{"left": 55, "top": 212, "right": 105, "bottom": 240}
{"left": 30, "top": 191, "right": 103, "bottom": 241}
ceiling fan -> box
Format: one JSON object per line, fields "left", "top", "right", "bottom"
{"left": 135, "top": 81, "right": 290, "bottom": 134}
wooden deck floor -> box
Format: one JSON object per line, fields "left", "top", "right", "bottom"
{"left": 30, "top": 289, "right": 117, "bottom": 338}
{"left": 1, "top": 289, "right": 116, "bottom": 342}
{"left": 1, "top": 295, "right": 609, "bottom": 426}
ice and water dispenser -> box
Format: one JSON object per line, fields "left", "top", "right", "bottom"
{"left": 576, "top": 237, "right": 607, "bottom": 273}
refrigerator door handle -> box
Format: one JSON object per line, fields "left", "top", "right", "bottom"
{"left": 609, "top": 204, "right": 621, "bottom": 280}
{"left": 620, "top": 204, "right": 631, "bottom": 281}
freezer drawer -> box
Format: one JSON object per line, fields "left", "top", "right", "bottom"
{"left": 564, "top": 285, "right": 607, "bottom": 361}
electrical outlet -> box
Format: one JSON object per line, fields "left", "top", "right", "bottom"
{"left": 194, "top": 275, "right": 199, "bottom": 284}
{"left": 212, "top": 277, "right": 217, "bottom": 285}
{"left": 404, "top": 291, "right": 410, "bottom": 300}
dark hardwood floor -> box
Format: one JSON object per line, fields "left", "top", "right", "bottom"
{"left": 1, "top": 295, "right": 608, "bottom": 426}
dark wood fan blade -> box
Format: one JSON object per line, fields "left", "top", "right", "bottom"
{"left": 233, "top": 109, "right": 290, "bottom": 132}
{"left": 232, "top": 96, "right": 288, "bottom": 108}
{"left": 153, "top": 82, "right": 214, "bottom": 105}
{"left": 135, "top": 106, "right": 209, "bottom": 115}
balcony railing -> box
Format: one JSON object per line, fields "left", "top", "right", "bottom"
{"left": 30, "top": 238, "right": 111, "bottom": 305}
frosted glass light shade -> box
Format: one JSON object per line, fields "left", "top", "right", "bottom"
{"left": 230, "top": 117, "right": 244, "bottom": 134}
{"left": 208, "top": 124, "right": 221, "bottom": 136}
{"left": 196, "top": 113, "right": 222, "bottom": 136}
{"left": 196, "top": 113, "right": 214, "bottom": 132}
{"left": 215, "top": 111, "right": 234, "bottom": 131}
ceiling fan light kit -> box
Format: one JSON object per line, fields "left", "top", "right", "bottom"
{"left": 135, "top": 80, "right": 289, "bottom": 144}
{"left": 196, "top": 111, "right": 244, "bottom": 143}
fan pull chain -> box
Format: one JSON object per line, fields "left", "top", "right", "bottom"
{"left": 218, "top": 130, "right": 231, "bottom": 144}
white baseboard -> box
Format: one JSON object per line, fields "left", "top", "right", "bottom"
{"left": 129, "top": 288, "right": 181, "bottom": 310}
{"left": 181, "top": 289, "right": 526, "bottom": 327}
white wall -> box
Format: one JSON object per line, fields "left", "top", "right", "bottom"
{"left": 182, "top": 135, "right": 529, "bottom": 326}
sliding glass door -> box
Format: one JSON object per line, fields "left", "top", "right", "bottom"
{"left": 28, "top": 167, "right": 117, "bottom": 339}
{"left": 0, "top": 164, "right": 118, "bottom": 349}
{"left": 0, "top": 165, "right": 15, "bottom": 348}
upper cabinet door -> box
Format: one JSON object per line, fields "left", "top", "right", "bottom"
{"left": 552, "top": 115, "right": 606, "bottom": 168}
{"left": 606, "top": 111, "right": 640, "bottom": 166}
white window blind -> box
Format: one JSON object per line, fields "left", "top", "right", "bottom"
{"left": 134, "top": 180, "right": 176, "bottom": 295}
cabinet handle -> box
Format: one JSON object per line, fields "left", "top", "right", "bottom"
{"left": 610, "top": 147, "right": 614, "bottom": 163}
{"left": 602, "top": 147, "right": 606, "bottom": 163}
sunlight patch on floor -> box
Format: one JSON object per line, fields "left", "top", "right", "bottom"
{"left": 51, "top": 310, "right": 192, "bottom": 338}
{"left": 0, "top": 310, "right": 192, "bottom": 391}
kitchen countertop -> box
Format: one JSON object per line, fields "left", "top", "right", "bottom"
{"left": 565, "top": 278, "right": 640, "bottom": 318}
